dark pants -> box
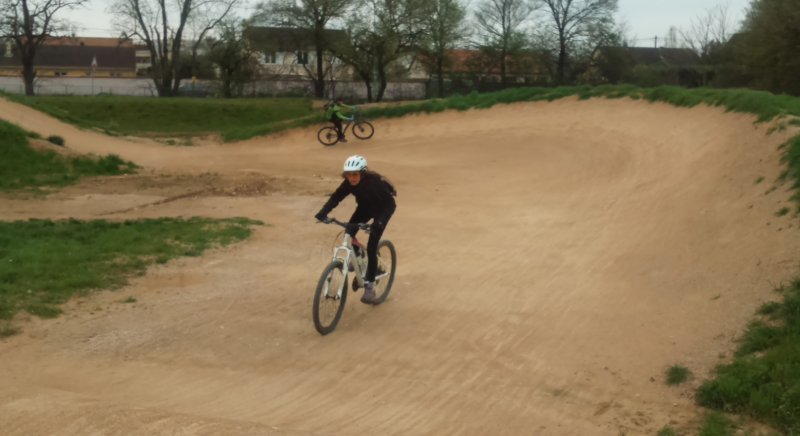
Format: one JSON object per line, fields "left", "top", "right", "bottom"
{"left": 331, "top": 116, "right": 344, "bottom": 139}
{"left": 347, "top": 206, "right": 395, "bottom": 282}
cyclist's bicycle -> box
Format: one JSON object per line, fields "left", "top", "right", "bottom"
{"left": 312, "top": 218, "right": 396, "bottom": 335}
{"left": 317, "top": 109, "right": 375, "bottom": 146}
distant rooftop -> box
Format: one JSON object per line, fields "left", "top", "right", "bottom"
{"left": 42, "top": 36, "right": 135, "bottom": 48}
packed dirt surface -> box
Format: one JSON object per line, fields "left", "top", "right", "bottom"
{"left": 1, "top": 97, "right": 799, "bottom": 435}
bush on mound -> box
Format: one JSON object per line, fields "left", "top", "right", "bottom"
{"left": 0, "top": 120, "right": 138, "bottom": 191}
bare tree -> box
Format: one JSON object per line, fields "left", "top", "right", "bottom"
{"left": 679, "top": 3, "right": 734, "bottom": 57}
{"left": 539, "top": 0, "right": 618, "bottom": 84}
{"left": 251, "top": 0, "right": 354, "bottom": 98}
{"left": 208, "top": 21, "right": 259, "bottom": 97}
{"left": 332, "top": 13, "right": 377, "bottom": 101}
{"left": 370, "top": 0, "right": 430, "bottom": 101}
{"left": 474, "top": 0, "right": 536, "bottom": 87}
{"left": 418, "top": 0, "right": 468, "bottom": 98}
{"left": 333, "top": 0, "right": 428, "bottom": 102}
{"left": 111, "top": 0, "right": 238, "bottom": 97}
{"left": 0, "top": 0, "right": 89, "bottom": 95}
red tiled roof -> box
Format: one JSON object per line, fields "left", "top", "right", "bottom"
{"left": 0, "top": 44, "right": 135, "bottom": 70}
{"left": 44, "top": 36, "right": 135, "bottom": 48}
{"left": 444, "top": 49, "right": 547, "bottom": 75}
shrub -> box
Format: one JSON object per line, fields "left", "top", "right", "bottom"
{"left": 47, "top": 135, "right": 65, "bottom": 146}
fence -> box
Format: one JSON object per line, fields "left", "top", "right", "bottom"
{"left": 0, "top": 77, "right": 428, "bottom": 101}
{"left": 0, "top": 77, "right": 158, "bottom": 96}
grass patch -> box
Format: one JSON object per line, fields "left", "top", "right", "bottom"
{"left": 657, "top": 426, "right": 678, "bottom": 436}
{"left": 121, "top": 296, "right": 137, "bottom": 303}
{"left": 3, "top": 94, "right": 315, "bottom": 138}
{"left": 696, "top": 279, "right": 800, "bottom": 433}
{"left": 699, "top": 412, "right": 735, "bottom": 436}
{"left": 755, "top": 176, "right": 765, "bottom": 184}
{"left": 0, "top": 119, "right": 138, "bottom": 191}
{"left": 667, "top": 365, "right": 692, "bottom": 385}
{"left": 776, "top": 207, "right": 790, "bottom": 217}
{"left": 0, "top": 217, "right": 262, "bottom": 323}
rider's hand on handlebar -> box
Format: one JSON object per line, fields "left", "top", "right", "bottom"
{"left": 315, "top": 212, "right": 330, "bottom": 223}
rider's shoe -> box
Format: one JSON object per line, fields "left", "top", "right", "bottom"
{"left": 361, "top": 282, "right": 377, "bottom": 304}
{"left": 340, "top": 138, "right": 348, "bottom": 143}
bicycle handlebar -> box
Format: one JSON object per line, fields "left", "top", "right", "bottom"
{"left": 319, "top": 217, "right": 371, "bottom": 231}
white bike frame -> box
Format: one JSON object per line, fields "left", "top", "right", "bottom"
{"left": 332, "top": 233, "right": 366, "bottom": 294}
{"left": 325, "top": 230, "right": 388, "bottom": 299}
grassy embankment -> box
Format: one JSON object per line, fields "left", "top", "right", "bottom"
{"left": 4, "top": 94, "right": 316, "bottom": 139}
{"left": 0, "top": 116, "right": 261, "bottom": 338}
{"left": 0, "top": 119, "right": 137, "bottom": 191}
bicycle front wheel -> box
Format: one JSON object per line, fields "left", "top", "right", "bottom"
{"left": 352, "top": 121, "right": 374, "bottom": 140}
{"left": 317, "top": 126, "right": 340, "bottom": 146}
{"left": 372, "top": 240, "right": 397, "bottom": 305}
{"left": 313, "top": 260, "right": 348, "bottom": 335}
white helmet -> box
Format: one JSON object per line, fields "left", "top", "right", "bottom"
{"left": 343, "top": 155, "right": 368, "bottom": 172}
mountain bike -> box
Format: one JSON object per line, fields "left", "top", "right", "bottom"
{"left": 312, "top": 218, "right": 397, "bottom": 335}
{"left": 317, "top": 109, "right": 375, "bottom": 146}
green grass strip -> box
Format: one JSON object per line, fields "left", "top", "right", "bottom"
{"left": 0, "top": 217, "right": 262, "bottom": 323}
{"left": 8, "top": 87, "right": 800, "bottom": 144}
{"left": 698, "top": 412, "right": 736, "bottom": 436}
{"left": 3, "top": 94, "right": 315, "bottom": 137}
{"left": 696, "top": 280, "right": 800, "bottom": 433}
{"left": 355, "top": 86, "right": 800, "bottom": 125}
{"left": 0, "top": 119, "right": 138, "bottom": 191}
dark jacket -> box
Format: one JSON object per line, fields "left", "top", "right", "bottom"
{"left": 318, "top": 172, "right": 397, "bottom": 217}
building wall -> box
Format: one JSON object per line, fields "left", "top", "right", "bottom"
{"left": 0, "top": 68, "right": 136, "bottom": 78}
{"left": 135, "top": 49, "right": 152, "bottom": 75}
{"left": 257, "top": 51, "right": 356, "bottom": 81}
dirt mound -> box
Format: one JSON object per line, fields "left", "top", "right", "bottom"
{"left": 1, "top": 96, "right": 799, "bottom": 435}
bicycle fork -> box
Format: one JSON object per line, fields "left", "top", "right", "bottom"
{"left": 326, "top": 236, "right": 365, "bottom": 299}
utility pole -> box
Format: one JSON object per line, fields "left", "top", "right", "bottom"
{"left": 654, "top": 36, "right": 658, "bottom": 48}
{"left": 91, "top": 55, "right": 97, "bottom": 95}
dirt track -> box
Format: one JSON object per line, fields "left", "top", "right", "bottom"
{"left": 1, "top": 97, "right": 799, "bottom": 435}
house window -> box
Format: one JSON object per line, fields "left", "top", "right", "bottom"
{"left": 296, "top": 51, "right": 308, "bottom": 65}
{"left": 54, "top": 71, "right": 67, "bottom": 77}
{"left": 264, "top": 51, "right": 277, "bottom": 64}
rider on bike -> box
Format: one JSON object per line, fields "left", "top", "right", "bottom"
{"left": 324, "top": 98, "right": 355, "bottom": 143}
{"left": 315, "top": 155, "right": 397, "bottom": 304}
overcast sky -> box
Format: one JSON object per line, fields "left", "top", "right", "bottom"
{"left": 64, "top": 0, "right": 752, "bottom": 47}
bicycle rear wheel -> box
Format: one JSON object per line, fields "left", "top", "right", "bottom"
{"left": 317, "top": 126, "right": 340, "bottom": 146}
{"left": 352, "top": 121, "right": 374, "bottom": 140}
{"left": 313, "top": 261, "right": 348, "bottom": 335}
{"left": 372, "top": 240, "right": 396, "bottom": 305}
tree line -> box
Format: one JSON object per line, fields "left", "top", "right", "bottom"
{"left": 0, "top": 0, "right": 797, "bottom": 98}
